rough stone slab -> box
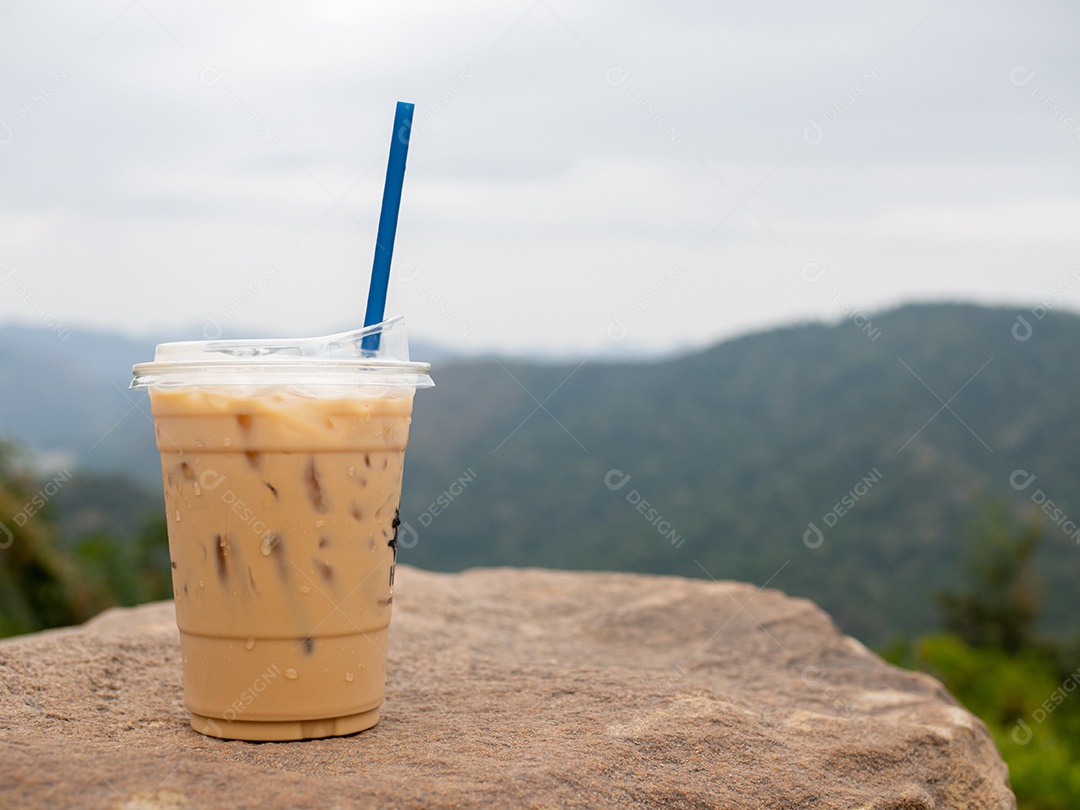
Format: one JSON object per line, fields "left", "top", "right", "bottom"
{"left": 0, "top": 565, "right": 1014, "bottom": 809}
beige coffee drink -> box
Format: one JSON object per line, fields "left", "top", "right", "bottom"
{"left": 133, "top": 318, "right": 432, "bottom": 741}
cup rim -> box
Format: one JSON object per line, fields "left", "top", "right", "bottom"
{"left": 129, "top": 316, "right": 433, "bottom": 390}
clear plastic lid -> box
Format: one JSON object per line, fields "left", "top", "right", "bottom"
{"left": 130, "top": 316, "right": 433, "bottom": 390}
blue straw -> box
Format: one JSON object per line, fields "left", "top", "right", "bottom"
{"left": 363, "top": 100, "right": 414, "bottom": 353}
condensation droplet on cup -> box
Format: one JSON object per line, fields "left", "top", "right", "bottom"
{"left": 223, "top": 438, "right": 232, "bottom": 447}
{"left": 348, "top": 466, "right": 355, "bottom": 477}
{"left": 175, "top": 510, "right": 181, "bottom": 522}
{"left": 198, "top": 580, "right": 204, "bottom": 588}
{"left": 299, "top": 585, "right": 311, "bottom": 594}
{"left": 244, "top": 638, "right": 255, "bottom": 650}
{"left": 193, "top": 483, "right": 201, "bottom": 496}
{"left": 284, "top": 668, "right": 298, "bottom": 680}
{"left": 345, "top": 672, "right": 355, "bottom": 683}
{"left": 314, "top": 519, "right": 326, "bottom": 528}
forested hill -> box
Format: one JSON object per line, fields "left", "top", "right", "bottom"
{"left": 400, "top": 302, "right": 1080, "bottom": 643}
{"left": 2, "top": 303, "right": 1078, "bottom": 643}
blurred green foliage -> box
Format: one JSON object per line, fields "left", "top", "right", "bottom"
{"left": 0, "top": 442, "right": 171, "bottom": 637}
{"left": 884, "top": 508, "right": 1080, "bottom": 809}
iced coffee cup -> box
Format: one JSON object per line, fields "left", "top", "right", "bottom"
{"left": 131, "top": 316, "right": 432, "bottom": 741}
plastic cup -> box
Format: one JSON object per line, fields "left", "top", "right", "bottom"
{"left": 131, "top": 317, "right": 432, "bottom": 741}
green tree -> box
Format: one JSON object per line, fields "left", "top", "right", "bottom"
{"left": 0, "top": 443, "right": 100, "bottom": 636}
{"left": 935, "top": 501, "right": 1042, "bottom": 654}
{"left": 0, "top": 440, "right": 173, "bottom": 638}
{"left": 885, "top": 505, "right": 1080, "bottom": 809}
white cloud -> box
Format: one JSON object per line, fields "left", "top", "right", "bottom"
{"left": 0, "top": 0, "right": 1078, "bottom": 355}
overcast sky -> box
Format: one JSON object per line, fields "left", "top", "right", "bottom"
{"left": 1, "top": 1, "right": 1078, "bottom": 357}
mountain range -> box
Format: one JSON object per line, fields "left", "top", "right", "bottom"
{"left": 2, "top": 303, "right": 1077, "bottom": 644}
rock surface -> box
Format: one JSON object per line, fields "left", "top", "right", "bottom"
{"left": 0, "top": 565, "right": 1014, "bottom": 809}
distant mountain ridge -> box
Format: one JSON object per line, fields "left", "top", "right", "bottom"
{"left": 2, "top": 303, "right": 1078, "bottom": 644}
{"left": 399, "top": 302, "right": 1080, "bottom": 643}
